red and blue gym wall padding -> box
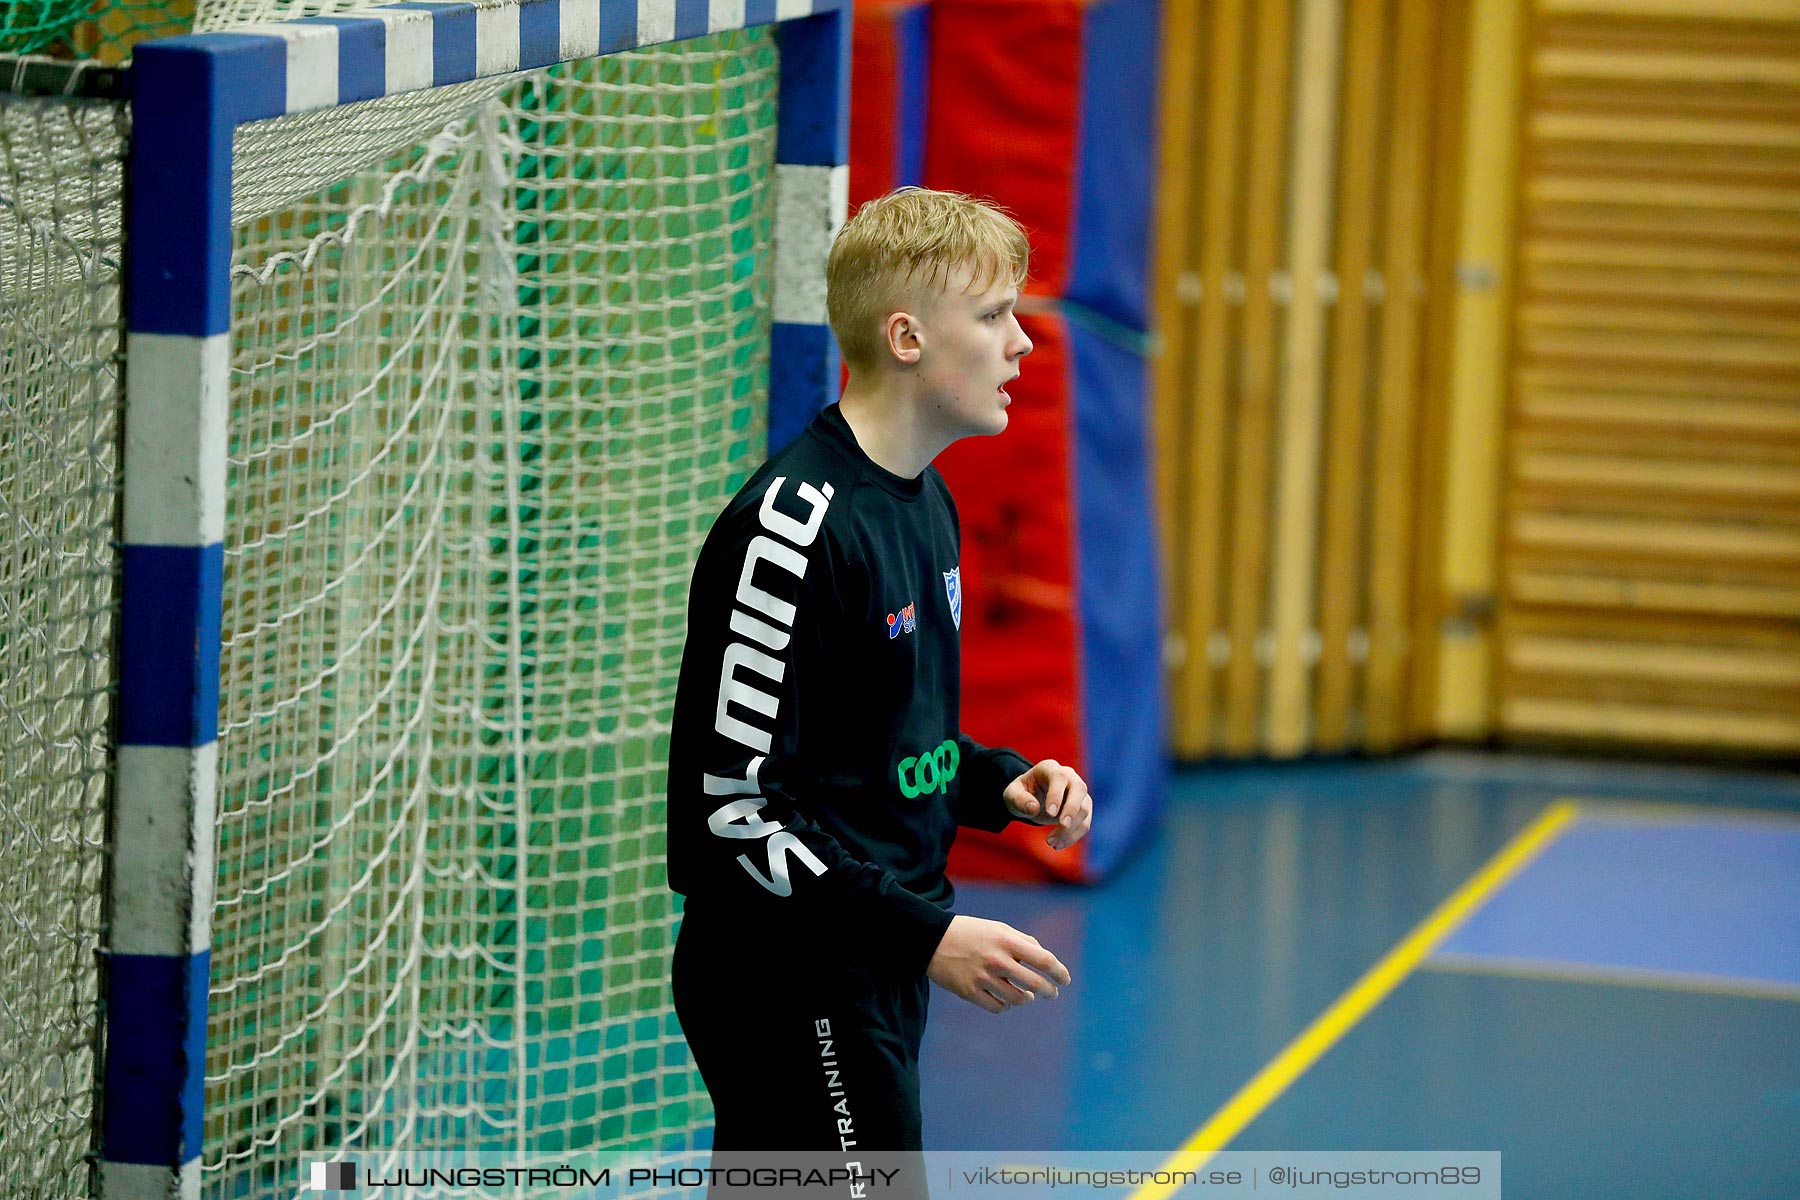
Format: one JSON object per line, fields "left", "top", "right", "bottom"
{"left": 849, "top": 0, "right": 931, "bottom": 207}
{"left": 766, "top": 0, "right": 1165, "bottom": 880}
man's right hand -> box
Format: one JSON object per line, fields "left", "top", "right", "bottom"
{"left": 926, "top": 915, "right": 1072, "bottom": 1014}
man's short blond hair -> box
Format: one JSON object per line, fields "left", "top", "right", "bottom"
{"left": 826, "top": 188, "right": 1030, "bottom": 372}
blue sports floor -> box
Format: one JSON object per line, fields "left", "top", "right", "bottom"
{"left": 921, "top": 751, "right": 1800, "bottom": 1200}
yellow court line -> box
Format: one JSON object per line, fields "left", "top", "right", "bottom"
{"left": 1127, "top": 800, "right": 1580, "bottom": 1200}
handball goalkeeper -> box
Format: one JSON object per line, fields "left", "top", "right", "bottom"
{"left": 666, "top": 187, "right": 1094, "bottom": 1155}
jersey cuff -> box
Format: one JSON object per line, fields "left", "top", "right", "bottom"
{"left": 888, "top": 886, "right": 957, "bottom": 975}
{"left": 957, "top": 747, "right": 1034, "bottom": 833}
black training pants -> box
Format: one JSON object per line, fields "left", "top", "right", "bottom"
{"left": 672, "top": 907, "right": 931, "bottom": 1154}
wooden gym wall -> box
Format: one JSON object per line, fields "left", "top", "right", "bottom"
{"left": 1154, "top": 0, "right": 1800, "bottom": 761}
{"left": 1496, "top": 0, "right": 1800, "bottom": 755}
{"left": 1152, "top": 0, "right": 1472, "bottom": 759}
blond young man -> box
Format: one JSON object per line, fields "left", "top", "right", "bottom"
{"left": 666, "top": 188, "right": 1094, "bottom": 1153}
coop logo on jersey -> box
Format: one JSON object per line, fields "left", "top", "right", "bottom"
{"left": 886, "top": 602, "right": 917, "bottom": 639}
{"left": 943, "top": 567, "right": 962, "bottom": 630}
{"left": 897, "top": 739, "right": 960, "bottom": 798}
{"left": 308, "top": 1161, "right": 358, "bottom": 1192}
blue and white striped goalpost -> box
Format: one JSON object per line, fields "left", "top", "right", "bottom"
{"left": 65, "top": 2, "right": 849, "bottom": 1196}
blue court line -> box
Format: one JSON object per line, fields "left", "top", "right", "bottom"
{"left": 1421, "top": 954, "right": 1800, "bottom": 1002}
{"left": 1431, "top": 804, "right": 1800, "bottom": 993}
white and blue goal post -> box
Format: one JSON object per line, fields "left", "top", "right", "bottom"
{"left": 101, "top": 2, "right": 848, "bottom": 1197}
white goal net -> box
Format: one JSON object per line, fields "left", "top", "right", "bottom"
{"left": 2, "top": 19, "right": 781, "bottom": 1199}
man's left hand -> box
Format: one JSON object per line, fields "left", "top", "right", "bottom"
{"left": 1003, "top": 760, "right": 1092, "bottom": 851}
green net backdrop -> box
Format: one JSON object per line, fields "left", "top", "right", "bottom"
{"left": 1, "top": 17, "right": 777, "bottom": 1199}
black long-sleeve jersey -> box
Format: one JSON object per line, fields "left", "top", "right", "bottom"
{"left": 665, "top": 404, "right": 1031, "bottom": 974}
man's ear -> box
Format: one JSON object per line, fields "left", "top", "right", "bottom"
{"left": 884, "top": 310, "right": 923, "bottom": 365}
